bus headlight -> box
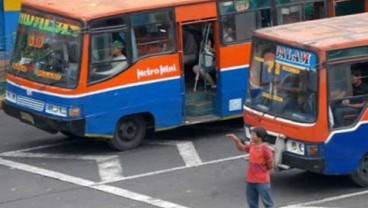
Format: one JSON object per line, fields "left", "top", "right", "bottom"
{"left": 45, "top": 104, "right": 67, "bottom": 117}
{"left": 286, "top": 140, "right": 305, "bottom": 155}
{"left": 6, "top": 91, "right": 17, "bottom": 103}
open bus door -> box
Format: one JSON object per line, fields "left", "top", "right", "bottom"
{"left": 181, "top": 20, "right": 219, "bottom": 124}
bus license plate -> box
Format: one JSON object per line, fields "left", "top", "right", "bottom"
{"left": 20, "top": 112, "right": 35, "bottom": 125}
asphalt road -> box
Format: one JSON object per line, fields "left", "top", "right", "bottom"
{"left": 1, "top": 111, "right": 368, "bottom": 208}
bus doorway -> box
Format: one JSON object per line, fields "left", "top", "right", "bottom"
{"left": 182, "top": 21, "right": 219, "bottom": 124}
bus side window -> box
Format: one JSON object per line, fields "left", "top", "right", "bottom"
{"left": 130, "top": 10, "right": 175, "bottom": 60}
{"left": 304, "top": 2, "right": 326, "bottom": 20}
{"left": 329, "top": 62, "right": 368, "bottom": 128}
{"left": 277, "top": 1, "right": 326, "bottom": 25}
{"left": 88, "top": 30, "right": 129, "bottom": 83}
{"left": 277, "top": 5, "right": 303, "bottom": 25}
{"left": 218, "top": 0, "right": 271, "bottom": 44}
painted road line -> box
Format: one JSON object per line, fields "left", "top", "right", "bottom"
{"left": 148, "top": 140, "right": 203, "bottom": 167}
{"left": 97, "top": 156, "right": 124, "bottom": 182}
{"left": 0, "top": 158, "right": 190, "bottom": 208}
{"left": 279, "top": 188, "right": 368, "bottom": 208}
{"left": 97, "top": 154, "right": 247, "bottom": 185}
{"left": 1, "top": 151, "right": 124, "bottom": 183}
{"left": 281, "top": 206, "right": 332, "bottom": 208}
{"left": 281, "top": 206, "right": 334, "bottom": 208}
{"left": 176, "top": 142, "right": 202, "bottom": 167}
{"left": 0, "top": 140, "right": 79, "bottom": 155}
{"left": 1, "top": 152, "right": 108, "bottom": 160}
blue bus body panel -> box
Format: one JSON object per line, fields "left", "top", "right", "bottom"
{"left": 83, "top": 78, "right": 183, "bottom": 135}
{"left": 215, "top": 66, "right": 248, "bottom": 116}
{"left": 6, "top": 66, "right": 248, "bottom": 136}
{"left": 6, "top": 78, "right": 183, "bottom": 135}
{"left": 3, "top": 11, "right": 19, "bottom": 52}
{"left": 324, "top": 123, "right": 368, "bottom": 174}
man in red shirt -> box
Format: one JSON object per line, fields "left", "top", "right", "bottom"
{"left": 226, "top": 127, "right": 275, "bottom": 208}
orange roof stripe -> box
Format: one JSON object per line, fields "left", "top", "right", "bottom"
{"left": 22, "top": 0, "right": 213, "bottom": 21}
{"left": 256, "top": 13, "right": 368, "bottom": 51}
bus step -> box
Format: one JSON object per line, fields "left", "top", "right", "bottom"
{"left": 185, "top": 114, "right": 221, "bottom": 125}
{"left": 186, "top": 100, "right": 213, "bottom": 116}
{"left": 185, "top": 91, "right": 215, "bottom": 103}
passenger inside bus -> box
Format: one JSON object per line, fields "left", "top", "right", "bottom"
{"left": 192, "top": 38, "right": 216, "bottom": 89}
{"left": 223, "top": 27, "right": 235, "bottom": 43}
{"left": 277, "top": 70, "right": 316, "bottom": 118}
{"left": 183, "top": 29, "right": 198, "bottom": 67}
{"left": 278, "top": 71, "right": 308, "bottom": 95}
{"left": 91, "top": 40, "right": 128, "bottom": 77}
{"left": 333, "top": 69, "right": 368, "bottom": 127}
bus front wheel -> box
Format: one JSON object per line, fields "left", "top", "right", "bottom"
{"left": 109, "top": 115, "right": 146, "bottom": 151}
{"left": 351, "top": 153, "right": 368, "bottom": 187}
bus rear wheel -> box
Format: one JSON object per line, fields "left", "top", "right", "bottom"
{"left": 350, "top": 153, "right": 368, "bottom": 187}
{"left": 109, "top": 115, "right": 146, "bottom": 151}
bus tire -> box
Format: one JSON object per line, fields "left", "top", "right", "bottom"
{"left": 350, "top": 153, "right": 368, "bottom": 187}
{"left": 109, "top": 115, "right": 146, "bottom": 151}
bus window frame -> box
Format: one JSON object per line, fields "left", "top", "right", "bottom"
{"left": 217, "top": 0, "right": 272, "bottom": 46}
{"left": 129, "top": 8, "right": 177, "bottom": 62}
{"left": 217, "top": 0, "right": 328, "bottom": 46}
{"left": 326, "top": 56, "right": 368, "bottom": 129}
{"left": 88, "top": 27, "right": 131, "bottom": 85}
{"left": 89, "top": 15, "right": 128, "bottom": 31}
{"left": 275, "top": 0, "right": 328, "bottom": 25}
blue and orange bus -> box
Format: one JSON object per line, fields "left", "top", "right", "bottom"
{"left": 1, "top": 0, "right": 365, "bottom": 150}
{"left": 244, "top": 13, "right": 368, "bottom": 186}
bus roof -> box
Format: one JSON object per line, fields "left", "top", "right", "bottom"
{"left": 255, "top": 13, "right": 368, "bottom": 51}
{"left": 22, "top": 0, "right": 212, "bottom": 21}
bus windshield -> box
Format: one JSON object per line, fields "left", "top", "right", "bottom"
{"left": 246, "top": 38, "right": 318, "bottom": 123}
{"left": 10, "top": 8, "right": 82, "bottom": 88}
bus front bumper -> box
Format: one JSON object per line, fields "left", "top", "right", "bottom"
{"left": 282, "top": 152, "right": 325, "bottom": 173}
{"left": 2, "top": 101, "right": 85, "bottom": 136}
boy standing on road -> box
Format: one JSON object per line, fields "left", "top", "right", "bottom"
{"left": 226, "top": 127, "right": 275, "bottom": 208}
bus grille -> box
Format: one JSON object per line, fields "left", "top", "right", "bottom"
{"left": 17, "top": 96, "right": 45, "bottom": 112}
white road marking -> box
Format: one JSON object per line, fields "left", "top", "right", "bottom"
{"left": 281, "top": 207, "right": 331, "bottom": 208}
{"left": 279, "top": 188, "right": 368, "bottom": 208}
{"left": 176, "top": 142, "right": 202, "bottom": 167}
{"left": 97, "top": 156, "right": 124, "bottom": 182}
{"left": 0, "top": 151, "right": 124, "bottom": 183}
{"left": 97, "top": 155, "right": 246, "bottom": 185}
{"left": 0, "top": 140, "right": 78, "bottom": 155}
{"left": 148, "top": 140, "right": 203, "bottom": 167}
{"left": 1, "top": 152, "right": 108, "bottom": 160}
{"left": 0, "top": 158, "right": 190, "bottom": 208}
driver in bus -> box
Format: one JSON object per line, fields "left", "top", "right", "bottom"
{"left": 92, "top": 40, "right": 128, "bottom": 77}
